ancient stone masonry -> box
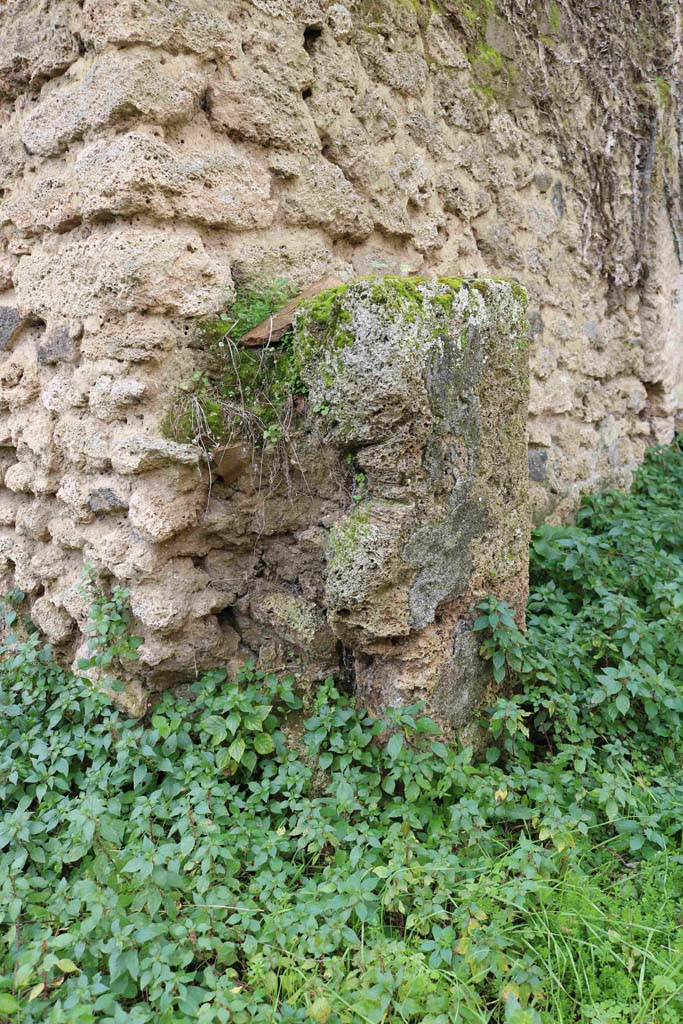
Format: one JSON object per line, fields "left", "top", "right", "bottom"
{"left": 293, "top": 278, "right": 529, "bottom": 731}
{"left": 0, "top": 0, "right": 681, "bottom": 722}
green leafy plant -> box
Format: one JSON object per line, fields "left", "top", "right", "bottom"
{"left": 3, "top": 441, "right": 683, "bottom": 1021}
{"left": 164, "top": 280, "right": 300, "bottom": 452}
{"left": 77, "top": 565, "right": 143, "bottom": 692}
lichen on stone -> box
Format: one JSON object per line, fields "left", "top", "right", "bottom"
{"left": 292, "top": 275, "right": 530, "bottom": 730}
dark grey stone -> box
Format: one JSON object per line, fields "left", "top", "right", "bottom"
{"left": 528, "top": 309, "right": 544, "bottom": 341}
{"left": 528, "top": 447, "right": 549, "bottom": 482}
{"left": 582, "top": 320, "right": 598, "bottom": 342}
{"left": 433, "top": 627, "right": 493, "bottom": 731}
{"left": 37, "top": 326, "right": 79, "bottom": 365}
{"left": 534, "top": 172, "right": 553, "bottom": 192}
{"left": 88, "top": 488, "right": 128, "bottom": 513}
{"left": 0, "top": 307, "right": 24, "bottom": 351}
{"left": 551, "top": 181, "right": 565, "bottom": 218}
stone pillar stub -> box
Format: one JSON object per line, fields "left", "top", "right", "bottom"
{"left": 293, "top": 277, "right": 530, "bottom": 733}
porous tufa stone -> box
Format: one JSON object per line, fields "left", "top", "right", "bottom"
{"left": 294, "top": 275, "right": 530, "bottom": 733}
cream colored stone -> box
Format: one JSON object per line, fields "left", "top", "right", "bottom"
{"left": 0, "top": 120, "right": 26, "bottom": 183}
{"left": 249, "top": 0, "right": 325, "bottom": 18}
{"left": 0, "top": 352, "right": 40, "bottom": 409}
{"left": 89, "top": 376, "right": 148, "bottom": 423}
{"left": 21, "top": 48, "right": 207, "bottom": 157}
{"left": 0, "top": 0, "right": 80, "bottom": 97}
{"left": 222, "top": 229, "right": 344, "bottom": 291}
{"left": 281, "top": 158, "right": 373, "bottom": 240}
{"left": 138, "top": 615, "right": 239, "bottom": 681}
{"left": 130, "top": 558, "right": 229, "bottom": 636}
{"left": 42, "top": 372, "right": 89, "bottom": 414}
{"left": 651, "top": 417, "right": 675, "bottom": 445}
{"left": 15, "top": 498, "right": 53, "bottom": 540}
{"left": 529, "top": 372, "right": 574, "bottom": 416}
{"left": 13, "top": 406, "right": 55, "bottom": 465}
{"left": 128, "top": 472, "right": 207, "bottom": 542}
{"left": 4, "top": 460, "right": 48, "bottom": 495}
{"left": 0, "top": 166, "right": 76, "bottom": 236}
{"left": 111, "top": 435, "right": 200, "bottom": 475}
{"left": 76, "top": 132, "right": 276, "bottom": 231}
{"left": 80, "top": 318, "right": 179, "bottom": 364}
{"left": 82, "top": 0, "right": 240, "bottom": 58}
{"left": 32, "top": 595, "right": 75, "bottom": 643}
{"left": 328, "top": 4, "right": 353, "bottom": 40}
{"left": 357, "top": 34, "right": 428, "bottom": 97}
{"left": 49, "top": 515, "right": 85, "bottom": 551}
{"left": 81, "top": 521, "right": 159, "bottom": 580}
{"left": 53, "top": 415, "right": 112, "bottom": 471}
{"left": 0, "top": 492, "right": 23, "bottom": 526}
{"left": 208, "top": 65, "right": 320, "bottom": 154}
{"left": 16, "top": 225, "right": 234, "bottom": 320}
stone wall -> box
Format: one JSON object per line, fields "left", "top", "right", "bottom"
{"left": 0, "top": 0, "right": 681, "bottom": 720}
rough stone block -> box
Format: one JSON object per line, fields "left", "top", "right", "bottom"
{"left": 0, "top": 1, "right": 81, "bottom": 98}
{"left": 356, "top": 36, "right": 428, "bottom": 96}
{"left": 53, "top": 415, "right": 112, "bottom": 472}
{"left": 249, "top": 0, "right": 326, "bottom": 18}
{"left": 21, "top": 48, "right": 207, "bottom": 157}
{"left": 110, "top": 436, "right": 200, "bottom": 475}
{"left": 15, "top": 225, "right": 234, "bottom": 320}
{"left": 0, "top": 492, "right": 23, "bottom": 526}
{"left": 31, "top": 595, "right": 74, "bottom": 644}
{"left": 57, "top": 473, "right": 130, "bottom": 521}
{"left": 130, "top": 558, "right": 228, "bottom": 636}
{"left": 1, "top": 169, "right": 78, "bottom": 237}
{"left": 0, "top": 353, "right": 40, "bottom": 409}
{"left": 281, "top": 158, "right": 373, "bottom": 240}
{"left": 208, "top": 66, "right": 321, "bottom": 153}
{"left": 80, "top": 318, "right": 178, "bottom": 364}
{"left": 71, "top": 131, "right": 275, "bottom": 231}
{"left": 0, "top": 307, "right": 24, "bottom": 351}
{"left": 137, "top": 615, "right": 239, "bottom": 685}
{"left": 82, "top": 0, "right": 240, "bottom": 59}
{"left": 293, "top": 277, "right": 530, "bottom": 732}
{"left": 128, "top": 472, "right": 207, "bottom": 542}
{"left": 89, "top": 376, "right": 148, "bottom": 423}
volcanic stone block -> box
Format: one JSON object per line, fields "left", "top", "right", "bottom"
{"left": 293, "top": 276, "right": 530, "bottom": 734}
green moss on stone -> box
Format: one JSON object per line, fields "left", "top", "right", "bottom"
{"left": 547, "top": 0, "right": 561, "bottom": 33}
{"left": 260, "top": 593, "right": 323, "bottom": 645}
{"left": 327, "top": 507, "right": 372, "bottom": 575}
{"left": 170, "top": 275, "right": 528, "bottom": 455}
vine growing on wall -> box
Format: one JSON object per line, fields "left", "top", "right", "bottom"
{"left": 499, "top": 0, "right": 680, "bottom": 290}
{"left": 435, "top": 0, "right": 681, "bottom": 291}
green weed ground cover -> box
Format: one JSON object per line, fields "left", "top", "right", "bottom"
{"left": 3, "top": 441, "right": 683, "bottom": 1021}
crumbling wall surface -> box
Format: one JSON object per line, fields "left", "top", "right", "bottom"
{"left": 296, "top": 277, "right": 529, "bottom": 730}
{"left": 0, "top": 0, "right": 680, "bottom": 719}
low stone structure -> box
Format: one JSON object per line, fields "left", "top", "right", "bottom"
{"left": 294, "top": 277, "right": 529, "bottom": 728}
{"left": 0, "top": 0, "right": 680, "bottom": 722}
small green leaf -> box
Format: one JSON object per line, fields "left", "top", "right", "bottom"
{"left": 55, "top": 958, "right": 79, "bottom": 974}
{"left": 653, "top": 975, "right": 677, "bottom": 994}
{"left": 615, "top": 693, "right": 630, "bottom": 715}
{"left": 228, "top": 737, "right": 246, "bottom": 763}
{"left": 386, "top": 734, "right": 403, "bottom": 760}
{"left": 253, "top": 732, "right": 275, "bottom": 755}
